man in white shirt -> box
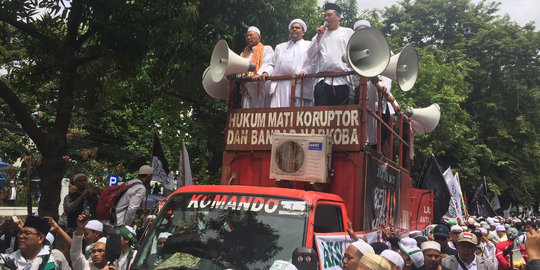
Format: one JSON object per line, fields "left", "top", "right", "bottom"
{"left": 260, "top": 19, "right": 315, "bottom": 107}
{"left": 115, "top": 226, "right": 137, "bottom": 270}
{"left": 71, "top": 214, "right": 110, "bottom": 270}
{"left": 307, "top": 3, "right": 354, "bottom": 106}
{"left": 114, "top": 165, "right": 151, "bottom": 227}
{"left": 7, "top": 181, "right": 16, "bottom": 206}
{"left": 240, "top": 26, "right": 274, "bottom": 108}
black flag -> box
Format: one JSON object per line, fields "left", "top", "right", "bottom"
{"left": 419, "top": 156, "right": 451, "bottom": 223}
{"left": 152, "top": 134, "right": 173, "bottom": 190}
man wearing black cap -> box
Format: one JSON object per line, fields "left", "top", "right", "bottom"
{"left": 433, "top": 224, "right": 459, "bottom": 258}
{"left": 307, "top": 2, "right": 354, "bottom": 106}
{"left": 2, "top": 216, "right": 71, "bottom": 269}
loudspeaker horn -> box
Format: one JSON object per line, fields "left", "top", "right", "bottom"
{"left": 202, "top": 67, "right": 230, "bottom": 99}
{"left": 210, "top": 40, "right": 256, "bottom": 83}
{"left": 405, "top": 103, "right": 440, "bottom": 135}
{"left": 346, "top": 28, "right": 391, "bottom": 77}
{"left": 381, "top": 44, "right": 419, "bottom": 91}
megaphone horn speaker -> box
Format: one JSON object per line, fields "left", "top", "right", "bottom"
{"left": 405, "top": 103, "right": 440, "bottom": 135}
{"left": 210, "top": 40, "right": 256, "bottom": 83}
{"left": 346, "top": 28, "right": 391, "bottom": 77}
{"left": 202, "top": 67, "right": 230, "bottom": 99}
{"left": 381, "top": 44, "right": 419, "bottom": 91}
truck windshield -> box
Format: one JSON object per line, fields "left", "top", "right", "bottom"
{"left": 132, "top": 192, "right": 308, "bottom": 270}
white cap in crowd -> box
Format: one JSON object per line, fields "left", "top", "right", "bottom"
{"left": 399, "top": 239, "right": 424, "bottom": 269}
{"left": 85, "top": 220, "right": 103, "bottom": 232}
{"left": 421, "top": 241, "right": 441, "bottom": 252}
{"left": 351, "top": 239, "right": 375, "bottom": 255}
{"left": 46, "top": 232, "right": 55, "bottom": 245}
{"left": 138, "top": 165, "right": 153, "bottom": 175}
{"left": 97, "top": 237, "right": 107, "bottom": 244}
{"left": 450, "top": 225, "right": 463, "bottom": 232}
{"left": 353, "top": 20, "right": 371, "bottom": 30}
{"left": 496, "top": 225, "right": 506, "bottom": 232}
{"left": 381, "top": 249, "right": 404, "bottom": 270}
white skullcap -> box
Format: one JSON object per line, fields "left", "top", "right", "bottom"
{"left": 496, "top": 225, "right": 506, "bottom": 232}
{"left": 381, "top": 249, "right": 404, "bottom": 270}
{"left": 480, "top": 221, "right": 487, "bottom": 225}
{"left": 97, "top": 237, "right": 107, "bottom": 244}
{"left": 289, "top": 19, "right": 307, "bottom": 32}
{"left": 85, "top": 220, "right": 103, "bottom": 232}
{"left": 399, "top": 242, "right": 424, "bottom": 268}
{"left": 46, "top": 233, "right": 55, "bottom": 245}
{"left": 158, "top": 232, "right": 172, "bottom": 239}
{"left": 145, "top": 215, "right": 156, "bottom": 221}
{"left": 351, "top": 239, "right": 375, "bottom": 255}
{"left": 421, "top": 241, "right": 441, "bottom": 252}
{"left": 482, "top": 223, "right": 490, "bottom": 229}
{"left": 399, "top": 237, "right": 417, "bottom": 247}
{"left": 269, "top": 260, "right": 298, "bottom": 270}
{"left": 480, "top": 228, "right": 488, "bottom": 234}
{"left": 474, "top": 222, "right": 480, "bottom": 227}
{"left": 451, "top": 225, "right": 463, "bottom": 232}
{"left": 461, "top": 226, "right": 468, "bottom": 231}
{"left": 124, "top": 225, "right": 136, "bottom": 235}
{"left": 468, "top": 217, "right": 475, "bottom": 223}
{"left": 247, "top": 26, "right": 261, "bottom": 36}
{"left": 353, "top": 20, "right": 371, "bottom": 30}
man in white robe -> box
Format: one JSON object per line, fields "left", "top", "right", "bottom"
{"left": 260, "top": 19, "right": 315, "bottom": 107}
{"left": 241, "top": 26, "right": 274, "bottom": 108}
{"left": 306, "top": 3, "right": 354, "bottom": 106}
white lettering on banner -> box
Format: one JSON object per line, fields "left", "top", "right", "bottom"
{"left": 187, "top": 194, "right": 282, "bottom": 215}
{"left": 227, "top": 110, "right": 360, "bottom": 146}
{"left": 372, "top": 187, "right": 388, "bottom": 228}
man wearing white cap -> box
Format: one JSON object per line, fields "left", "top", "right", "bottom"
{"left": 496, "top": 225, "right": 507, "bottom": 242}
{"left": 477, "top": 228, "right": 497, "bottom": 267}
{"left": 240, "top": 26, "right": 274, "bottom": 108}
{"left": 442, "top": 232, "right": 496, "bottom": 270}
{"left": 114, "top": 165, "right": 151, "bottom": 227}
{"left": 71, "top": 214, "right": 110, "bottom": 269}
{"left": 343, "top": 240, "right": 375, "bottom": 270}
{"left": 116, "top": 225, "right": 138, "bottom": 270}
{"left": 260, "top": 19, "right": 315, "bottom": 107}
{"left": 421, "top": 241, "right": 448, "bottom": 270}
{"left": 381, "top": 249, "right": 405, "bottom": 270}
{"left": 449, "top": 225, "right": 463, "bottom": 250}
{"left": 83, "top": 220, "right": 104, "bottom": 260}
{"left": 398, "top": 238, "right": 424, "bottom": 270}
{"left": 307, "top": 3, "right": 354, "bottom": 106}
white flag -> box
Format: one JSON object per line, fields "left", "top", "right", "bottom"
{"left": 503, "top": 203, "right": 512, "bottom": 218}
{"left": 178, "top": 141, "right": 193, "bottom": 187}
{"left": 152, "top": 134, "right": 174, "bottom": 190}
{"left": 443, "top": 167, "right": 463, "bottom": 220}
{"left": 490, "top": 195, "right": 501, "bottom": 210}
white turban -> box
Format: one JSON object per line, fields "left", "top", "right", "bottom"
{"left": 85, "top": 220, "right": 103, "bottom": 232}
{"left": 353, "top": 20, "right": 371, "bottom": 30}
{"left": 451, "top": 225, "right": 463, "bottom": 232}
{"left": 351, "top": 239, "right": 375, "bottom": 255}
{"left": 247, "top": 26, "right": 261, "bottom": 36}
{"left": 381, "top": 249, "right": 404, "bottom": 270}
{"left": 289, "top": 19, "right": 307, "bottom": 32}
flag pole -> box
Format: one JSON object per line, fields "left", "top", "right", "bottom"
{"left": 146, "top": 133, "right": 156, "bottom": 211}
{"left": 455, "top": 173, "right": 468, "bottom": 216}
{"left": 484, "top": 195, "right": 498, "bottom": 216}
{"left": 180, "top": 138, "right": 185, "bottom": 187}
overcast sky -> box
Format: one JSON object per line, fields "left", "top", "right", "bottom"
{"left": 351, "top": 0, "right": 539, "bottom": 27}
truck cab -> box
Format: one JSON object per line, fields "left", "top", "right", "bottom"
{"left": 131, "top": 185, "right": 347, "bottom": 269}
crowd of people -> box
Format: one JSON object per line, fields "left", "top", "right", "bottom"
{"left": 235, "top": 2, "right": 396, "bottom": 114}
{"left": 0, "top": 165, "right": 155, "bottom": 269}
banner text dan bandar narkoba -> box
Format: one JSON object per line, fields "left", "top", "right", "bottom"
{"left": 225, "top": 106, "right": 362, "bottom": 151}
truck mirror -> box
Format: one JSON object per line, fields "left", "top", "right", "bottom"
{"left": 292, "top": 247, "right": 317, "bottom": 270}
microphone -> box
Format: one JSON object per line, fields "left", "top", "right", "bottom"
{"left": 324, "top": 21, "right": 328, "bottom": 27}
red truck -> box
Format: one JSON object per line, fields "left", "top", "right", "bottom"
{"left": 131, "top": 37, "right": 435, "bottom": 269}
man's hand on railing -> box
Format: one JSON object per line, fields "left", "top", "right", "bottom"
{"left": 298, "top": 71, "right": 306, "bottom": 78}
{"left": 261, "top": 72, "right": 269, "bottom": 82}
